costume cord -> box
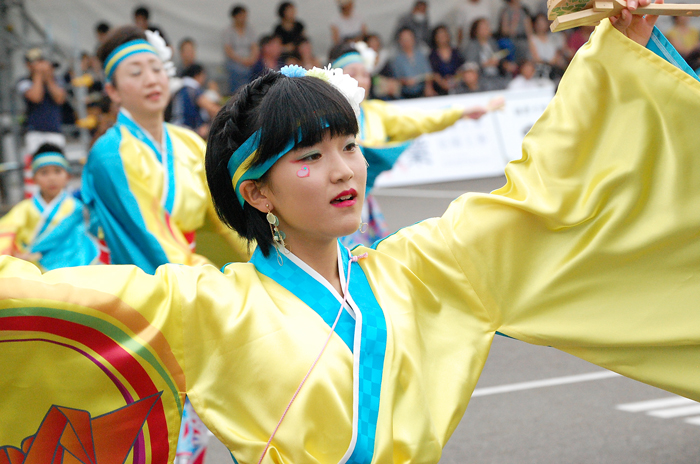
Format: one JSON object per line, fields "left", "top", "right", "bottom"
{"left": 257, "top": 251, "right": 369, "bottom": 464}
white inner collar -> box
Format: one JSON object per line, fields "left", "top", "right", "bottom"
{"left": 283, "top": 242, "right": 357, "bottom": 319}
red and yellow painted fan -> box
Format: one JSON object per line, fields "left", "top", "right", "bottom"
{"left": 548, "top": 0, "right": 700, "bottom": 31}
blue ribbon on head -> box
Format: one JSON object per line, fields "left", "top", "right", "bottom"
{"left": 227, "top": 130, "right": 299, "bottom": 207}
{"left": 31, "top": 152, "right": 69, "bottom": 173}
{"left": 103, "top": 39, "right": 158, "bottom": 83}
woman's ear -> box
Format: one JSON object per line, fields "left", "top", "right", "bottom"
{"left": 239, "top": 180, "right": 271, "bottom": 213}
{"left": 104, "top": 82, "right": 121, "bottom": 105}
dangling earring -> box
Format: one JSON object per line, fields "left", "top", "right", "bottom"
{"left": 358, "top": 222, "right": 368, "bottom": 233}
{"left": 266, "top": 205, "right": 287, "bottom": 265}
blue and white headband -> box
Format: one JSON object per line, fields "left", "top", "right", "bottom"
{"left": 103, "top": 39, "right": 159, "bottom": 83}
{"left": 31, "top": 152, "right": 69, "bottom": 174}
{"left": 332, "top": 51, "right": 364, "bottom": 70}
{"left": 227, "top": 64, "right": 364, "bottom": 207}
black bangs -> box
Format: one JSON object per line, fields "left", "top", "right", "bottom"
{"left": 251, "top": 75, "right": 359, "bottom": 166}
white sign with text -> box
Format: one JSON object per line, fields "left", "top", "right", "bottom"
{"left": 373, "top": 86, "right": 555, "bottom": 188}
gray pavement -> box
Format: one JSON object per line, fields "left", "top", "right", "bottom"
{"left": 203, "top": 177, "right": 699, "bottom": 464}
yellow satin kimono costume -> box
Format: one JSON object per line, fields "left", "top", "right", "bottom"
{"left": 0, "top": 191, "right": 99, "bottom": 271}
{"left": 2, "top": 21, "right": 700, "bottom": 464}
{"left": 82, "top": 109, "right": 248, "bottom": 274}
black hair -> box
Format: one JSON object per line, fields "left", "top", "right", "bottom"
{"left": 278, "top": 1, "right": 293, "bottom": 18}
{"left": 95, "top": 22, "right": 111, "bottom": 34}
{"left": 96, "top": 26, "right": 147, "bottom": 87}
{"left": 231, "top": 5, "right": 246, "bottom": 17}
{"left": 205, "top": 71, "right": 359, "bottom": 257}
{"left": 179, "top": 37, "right": 195, "bottom": 49}
{"left": 397, "top": 26, "right": 416, "bottom": 38}
{"left": 134, "top": 6, "right": 150, "bottom": 19}
{"left": 430, "top": 24, "right": 449, "bottom": 49}
{"left": 259, "top": 34, "right": 281, "bottom": 47}
{"left": 32, "top": 143, "right": 65, "bottom": 161}
{"left": 328, "top": 42, "right": 358, "bottom": 63}
{"left": 182, "top": 63, "right": 205, "bottom": 78}
{"left": 469, "top": 17, "right": 488, "bottom": 40}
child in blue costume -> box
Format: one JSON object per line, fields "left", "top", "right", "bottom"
{"left": 0, "top": 143, "right": 99, "bottom": 270}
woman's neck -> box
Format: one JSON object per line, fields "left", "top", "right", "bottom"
{"left": 286, "top": 236, "right": 343, "bottom": 295}
{"left": 282, "top": 18, "right": 294, "bottom": 28}
{"left": 127, "top": 109, "right": 164, "bottom": 145}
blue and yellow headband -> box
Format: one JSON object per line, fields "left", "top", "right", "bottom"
{"left": 332, "top": 51, "right": 363, "bottom": 70}
{"left": 103, "top": 39, "right": 158, "bottom": 82}
{"left": 31, "top": 152, "right": 69, "bottom": 174}
{"left": 227, "top": 129, "right": 299, "bottom": 207}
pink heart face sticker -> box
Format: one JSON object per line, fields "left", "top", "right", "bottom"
{"left": 297, "top": 165, "right": 310, "bottom": 178}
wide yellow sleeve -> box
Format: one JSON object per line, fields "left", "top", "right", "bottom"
{"left": 361, "top": 99, "right": 463, "bottom": 145}
{"left": 440, "top": 20, "right": 700, "bottom": 401}
{"left": 0, "top": 256, "right": 196, "bottom": 462}
{"left": 0, "top": 200, "right": 35, "bottom": 255}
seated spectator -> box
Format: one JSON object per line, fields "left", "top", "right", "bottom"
{"left": 365, "top": 33, "right": 391, "bottom": 75}
{"left": 249, "top": 35, "right": 283, "bottom": 81}
{"left": 296, "top": 37, "right": 321, "bottom": 69}
{"left": 171, "top": 64, "right": 222, "bottom": 139}
{"left": 133, "top": 5, "right": 169, "bottom": 44}
{"left": 429, "top": 24, "right": 465, "bottom": 95}
{"left": 390, "top": 27, "right": 435, "bottom": 98}
{"left": 465, "top": 18, "right": 512, "bottom": 90}
{"left": 453, "top": 61, "right": 484, "bottom": 93}
{"left": 177, "top": 38, "right": 197, "bottom": 75}
{"left": 17, "top": 48, "right": 67, "bottom": 154}
{"left": 498, "top": 0, "right": 532, "bottom": 61}
{"left": 566, "top": 25, "right": 594, "bottom": 54}
{"left": 529, "top": 13, "right": 570, "bottom": 80}
{"left": 456, "top": 0, "right": 491, "bottom": 49}
{"left": 224, "top": 5, "right": 259, "bottom": 94}
{"left": 666, "top": 16, "right": 700, "bottom": 59}
{"left": 274, "top": 2, "right": 305, "bottom": 55}
{"left": 331, "top": 0, "right": 366, "bottom": 45}
{"left": 94, "top": 22, "right": 111, "bottom": 47}
{"left": 507, "top": 59, "right": 554, "bottom": 90}
{"left": 394, "top": 1, "right": 430, "bottom": 46}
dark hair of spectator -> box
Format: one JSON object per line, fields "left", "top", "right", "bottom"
{"left": 133, "top": 6, "right": 150, "bottom": 19}
{"left": 179, "top": 37, "right": 195, "bottom": 49}
{"left": 205, "top": 71, "right": 358, "bottom": 257}
{"left": 328, "top": 42, "right": 357, "bottom": 63}
{"left": 182, "top": 64, "right": 205, "bottom": 78}
{"left": 397, "top": 26, "right": 416, "bottom": 38}
{"left": 278, "top": 1, "right": 294, "bottom": 18}
{"left": 259, "top": 34, "right": 280, "bottom": 47}
{"left": 413, "top": 1, "right": 428, "bottom": 8}
{"left": 96, "top": 26, "right": 147, "bottom": 86}
{"left": 469, "top": 17, "right": 488, "bottom": 40}
{"left": 430, "top": 24, "right": 449, "bottom": 49}
{"left": 33, "top": 143, "right": 65, "bottom": 161}
{"left": 231, "top": 5, "right": 247, "bottom": 17}
{"left": 95, "top": 22, "right": 110, "bottom": 34}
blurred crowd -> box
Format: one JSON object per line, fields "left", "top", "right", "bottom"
{"left": 14, "top": 0, "right": 700, "bottom": 150}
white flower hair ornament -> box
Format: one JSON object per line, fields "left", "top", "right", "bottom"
{"left": 353, "top": 41, "right": 377, "bottom": 74}
{"left": 282, "top": 64, "right": 365, "bottom": 117}
{"left": 145, "top": 30, "right": 176, "bottom": 78}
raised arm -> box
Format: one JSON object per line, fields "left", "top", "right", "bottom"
{"left": 371, "top": 15, "right": 700, "bottom": 404}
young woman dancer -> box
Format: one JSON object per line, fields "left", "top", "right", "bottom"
{"left": 83, "top": 26, "right": 247, "bottom": 274}
{"left": 2, "top": 4, "right": 700, "bottom": 463}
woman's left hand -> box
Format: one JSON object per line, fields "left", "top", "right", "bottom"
{"left": 610, "top": 0, "right": 662, "bottom": 46}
